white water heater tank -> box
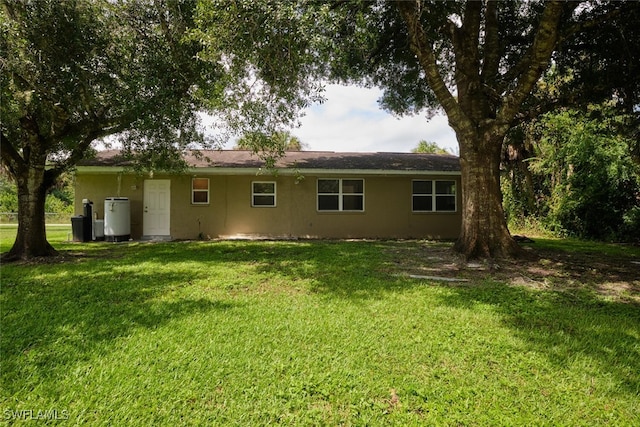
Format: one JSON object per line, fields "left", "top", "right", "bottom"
{"left": 104, "top": 197, "right": 131, "bottom": 242}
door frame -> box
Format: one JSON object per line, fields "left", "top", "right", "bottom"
{"left": 143, "top": 179, "right": 171, "bottom": 237}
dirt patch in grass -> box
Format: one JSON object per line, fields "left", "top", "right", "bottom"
{"left": 386, "top": 241, "right": 640, "bottom": 304}
{"left": 1, "top": 247, "right": 125, "bottom": 265}
{"left": 1, "top": 252, "right": 89, "bottom": 265}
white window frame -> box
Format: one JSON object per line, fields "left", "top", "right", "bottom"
{"left": 191, "top": 178, "right": 210, "bottom": 205}
{"left": 412, "top": 180, "right": 457, "bottom": 212}
{"left": 317, "top": 178, "right": 365, "bottom": 212}
{"left": 252, "top": 181, "right": 277, "bottom": 207}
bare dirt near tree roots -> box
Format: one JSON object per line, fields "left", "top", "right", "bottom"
{"left": 385, "top": 240, "right": 640, "bottom": 304}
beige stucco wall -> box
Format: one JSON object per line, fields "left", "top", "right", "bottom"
{"left": 73, "top": 173, "right": 145, "bottom": 238}
{"left": 74, "top": 171, "right": 462, "bottom": 240}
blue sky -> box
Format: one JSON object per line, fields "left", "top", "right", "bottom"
{"left": 223, "top": 84, "right": 459, "bottom": 154}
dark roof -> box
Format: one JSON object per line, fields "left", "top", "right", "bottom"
{"left": 80, "top": 150, "right": 460, "bottom": 173}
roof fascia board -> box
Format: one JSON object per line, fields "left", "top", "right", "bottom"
{"left": 189, "top": 168, "right": 460, "bottom": 176}
{"left": 310, "top": 169, "right": 455, "bottom": 176}
{"left": 75, "top": 166, "right": 460, "bottom": 176}
{"left": 75, "top": 167, "right": 127, "bottom": 174}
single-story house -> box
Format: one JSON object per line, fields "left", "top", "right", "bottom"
{"left": 74, "top": 150, "right": 462, "bottom": 240}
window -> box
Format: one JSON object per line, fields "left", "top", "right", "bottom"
{"left": 412, "top": 180, "right": 433, "bottom": 211}
{"left": 412, "top": 180, "right": 456, "bottom": 212}
{"left": 192, "top": 178, "right": 209, "bottom": 204}
{"left": 317, "top": 179, "right": 364, "bottom": 211}
{"left": 252, "top": 181, "right": 276, "bottom": 207}
{"left": 435, "top": 181, "right": 456, "bottom": 211}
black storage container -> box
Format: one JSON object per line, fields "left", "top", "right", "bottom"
{"left": 71, "top": 216, "right": 84, "bottom": 242}
{"left": 71, "top": 215, "right": 92, "bottom": 242}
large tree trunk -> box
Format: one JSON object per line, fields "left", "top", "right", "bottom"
{"left": 396, "top": 0, "right": 569, "bottom": 260}
{"left": 2, "top": 159, "right": 58, "bottom": 261}
{"left": 454, "top": 132, "right": 522, "bottom": 259}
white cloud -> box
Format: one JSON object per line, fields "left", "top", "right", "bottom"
{"left": 217, "top": 84, "right": 459, "bottom": 154}
{"left": 293, "top": 84, "right": 458, "bottom": 153}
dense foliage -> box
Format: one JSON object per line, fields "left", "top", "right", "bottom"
{"left": 0, "top": 173, "right": 73, "bottom": 221}
{"left": 503, "top": 108, "right": 640, "bottom": 241}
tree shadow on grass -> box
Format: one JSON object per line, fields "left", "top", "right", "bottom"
{"left": 1, "top": 239, "right": 410, "bottom": 402}
{"left": 175, "top": 239, "right": 639, "bottom": 397}
{"left": 432, "top": 281, "right": 640, "bottom": 395}
{"left": 7, "top": 239, "right": 636, "bottom": 402}
{"left": 0, "top": 262, "right": 236, "bottom": 396}
{"left": 128, "top": 240, "right": 417, "bottom": 300}
{"left": 199, "top": 238, "right": 638, "bottom": 397}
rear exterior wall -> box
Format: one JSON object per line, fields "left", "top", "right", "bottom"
{"left": 74, "top": 172, "right": 462, "bottom": 240}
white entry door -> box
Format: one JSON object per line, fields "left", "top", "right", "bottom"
{"left": 143, "top": 180, "right": 171, "bottom": 236}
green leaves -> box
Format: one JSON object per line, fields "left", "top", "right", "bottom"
{"left": 191, "top": 0, "right": 324, "bottom": 140}
{"left": 531, "top": 109, "right": 639, "bottom": 239}
{"left": 411, "top": 140, "right": 450, "bottom": 154}
{"left": 1, "top": 0, "right": 205, "bottom": 169}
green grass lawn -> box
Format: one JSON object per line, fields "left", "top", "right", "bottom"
{"left": 1, "top": 226, "right": 639, "bottom": 425}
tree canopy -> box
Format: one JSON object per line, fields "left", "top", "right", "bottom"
{"left": 236, "top": 130, "right": 306, "bottom": 152}
{"left": 0, "top": 0, "right": 318, "bottom": 260}
{"left": 412, "top": 140, "right": 449, "bottom": 155}
{"left": 295, "top": 0, "right": 638, "bottom": 258}
{"left": 302, "top": 0, "right": 579, "bottom": 258}
{"left": 1, "top": 0, "right": 208, "bottom": 258}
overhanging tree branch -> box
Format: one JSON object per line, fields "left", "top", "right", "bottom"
{"left": 395, "top": 1, "right": 470, "bottom": 134}
{"left": 559, "top": 7, "right": 622, "bottom": 43}
{"left": 498, "top": 1, "right": 574, "bottom": 126}
{"left": 0, "top": 132, "right": 26, "bottom": 177}
{"left": 481, "top": 0, "right": 500, "bottom": 85}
